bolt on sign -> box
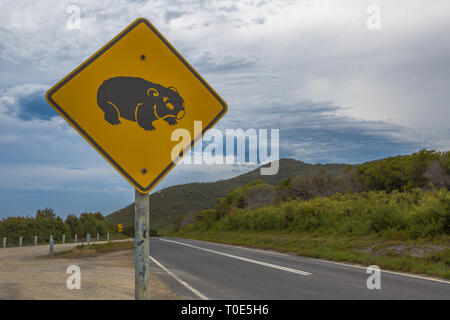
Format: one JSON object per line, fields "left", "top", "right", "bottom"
{"left": 46, "top": 18, "right": 227, "bottom": 193}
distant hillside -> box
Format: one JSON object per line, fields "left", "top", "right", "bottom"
{"left": 105, "top": 159, "right": 349, "bottom": 230}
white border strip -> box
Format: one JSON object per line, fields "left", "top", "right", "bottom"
{"left": 149, "top": 255, "right": 209, "bottom": 300}
{"left": 160, "top": 238, "right": 312, "bottom": 276}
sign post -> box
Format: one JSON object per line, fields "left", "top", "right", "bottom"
{"left": 46, "top": 18, "right": 227, "bottom": 300}
{"left": 135, "top": 189, "right": 150, "bottom": 299}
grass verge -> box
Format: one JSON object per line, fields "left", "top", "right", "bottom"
{"left": 54, "top": 241, "right": 134, "bottom": 258}
{"left": 173, "top": 230, "right": 450, "bottom": 280}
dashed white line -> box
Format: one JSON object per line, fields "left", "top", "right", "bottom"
{"left": 160, "top": 238, "right": 312, "bottom": 276}
{"left": 149, "top": 255, "right": 209, "bottom": 300}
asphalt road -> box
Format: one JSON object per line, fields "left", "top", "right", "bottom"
{"left": 148, "top": 237, "right": 450, "bottom": 300}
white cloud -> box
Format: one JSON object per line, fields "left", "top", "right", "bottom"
{"left": 0, "top": 0, "right": 449, "bottom": 216}
{"left": 1, "top": 0, "right": 449, "bottom": 142}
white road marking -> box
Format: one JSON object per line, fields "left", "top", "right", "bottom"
{"left": 149, "top": 255, "right": 209, "bottom": 300}
{"left": 310, "top": 258, "right": 450, "bottom": 284}
{"left": 160, "top": 238, "right": 312, "bottom": 276}
{"left": 196, "top": 240, "right": 290, "bottom": 256}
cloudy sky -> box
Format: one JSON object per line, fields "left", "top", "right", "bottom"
{"left": 0, "top": 0, "right": 449, "bottom": 218}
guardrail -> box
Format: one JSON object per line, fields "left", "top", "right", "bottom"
{"left": 1, "top": 232, "right": 111, "bottom": 248}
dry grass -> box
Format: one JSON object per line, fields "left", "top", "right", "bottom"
{"left": 53, "top": 241, "right": 134, "bottom": 258}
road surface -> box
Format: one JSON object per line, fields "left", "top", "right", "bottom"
{"left": 148, "top": 237, "right": 450, "bottom": 300}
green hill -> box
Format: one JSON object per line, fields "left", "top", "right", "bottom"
{"left": 104, "top": 159, "right": 348, "bottom": 230}
{"left": 171, "top": 150, "right": 450, "bottom": 280}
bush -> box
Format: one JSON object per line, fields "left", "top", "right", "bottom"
{"left": 176, "top": 151, "right": 450, "bottom": 240}
{"left": 179, "top": 188, "right": 450, "bottom": 240}
{"left": 369, "top": 206, "right": 405, "bottom": 232}
{"left": 408, "top": 189, "right": 450, "bottom": 238}
{"left": 244, "top": 184, "right": 276, "bottom": 210}
{"left": 0, "top": 210, "right": 119, "bottom": 246}
{"left": 276, "top": 169, "right": 361, "bottom": 201}
{"left": 357, "top": 150, "right": 449, "bottom": 192}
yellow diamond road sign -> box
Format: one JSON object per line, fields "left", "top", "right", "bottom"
{"left": 46, "top": 18, "right": 227, "bottom": 193}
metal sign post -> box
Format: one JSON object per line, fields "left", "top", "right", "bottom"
{"left": 134, "top": 189, "right": 150, "bottom": 300}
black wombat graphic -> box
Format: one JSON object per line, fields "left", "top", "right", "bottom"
{"left": 97, "top": 76, "right": 185, "bottom": 131}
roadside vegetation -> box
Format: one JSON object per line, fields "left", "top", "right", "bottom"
{"left": 0, "top": 209, "right": 126, "bottom": 246}
{"left": 105, "top": 158, "right": 349, "bottom": 231}
{"left": 53, "top": 241, "right": 134, "bottom": 258}
{"left": 173, "top": 150, "right": 450, "bottom": 279}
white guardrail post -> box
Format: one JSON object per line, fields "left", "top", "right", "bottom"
{"left": 49, "top": 238, "right": 54, "bottom": 258}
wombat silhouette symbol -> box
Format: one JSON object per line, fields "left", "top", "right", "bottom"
{"left": 97, "top": 76, "right": 185, "bottom": 131}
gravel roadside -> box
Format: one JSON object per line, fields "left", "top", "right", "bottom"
{"left": 0, "top": 242, "right": 181, "bottom": 300}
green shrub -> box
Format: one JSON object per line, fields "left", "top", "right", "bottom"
{"left": 369, "top": 206, "right": 405, "bottom": 232}
{"left": 0, "top": 210, "right": 121, "bottom": 246}
{"left": 357, "top": 149, "right": 444, "bottom": 192}
{"left": 179, "top": 187, "right": 450, "bottom": 240}
{"left": 408, "top": 190, "right": 449, "bottom": 238}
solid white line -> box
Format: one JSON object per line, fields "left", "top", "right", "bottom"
{"left": 310, "top": 258, "right": 450, "bottom": 284}
{"left": 160, "top": 238, "right": 312, "bottom": 276}
{"left": 199, "top": 240, "right": 290, "bottom": 256}
{"left": 149, "top": 255, "right": 209, "bottom": 300}
{"left": 236, "top": 246, "right": 290, "bottom": 256}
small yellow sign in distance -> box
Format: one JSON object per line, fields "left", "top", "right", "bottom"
{"left": 46, "top": 18, "right": 227, "bottom": 193}
{"left": 117, "top": 224, "right": 123, "bottom": 232}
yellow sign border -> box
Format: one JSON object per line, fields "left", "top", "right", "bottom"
{"left": 46, "top": 18, "right": 227, "bottom": 193}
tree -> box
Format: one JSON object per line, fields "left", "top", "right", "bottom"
{"left": 36, "top": 208, "right": 56, "bottom": 220}
{"left": 244, "top": 184, "right": 276, "bottom": 210}
{"left": 65, "top": 214, "right": 81, "bottom": 236}
{"left": 423, "top": 161, "right": 450, "bottom": 189}
{"left": 357, "top": 149, "right": 440, "bottom": 192}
